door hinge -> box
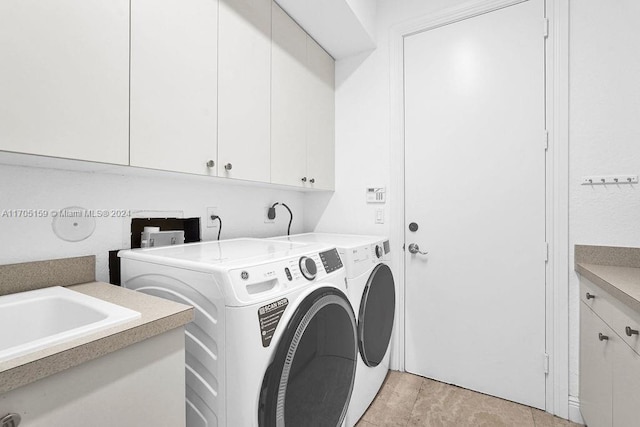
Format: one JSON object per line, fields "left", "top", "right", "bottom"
{"left": 402, "top": 243, "right": 406, "bottom": 251}
{"left": 543, "top": 18, "right": 549, "bottom": 38}
{"left": 544, "top": 353, "right": 549, "bottom": 374}
{"left": 544, "top": 242, "right": 549, "bottom": 263}
{"left": 543, "top": 130, "right": 549, "bottom": 151}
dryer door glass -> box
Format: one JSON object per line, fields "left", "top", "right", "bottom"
{"left": 359, "top": 263, "right": 396, "bottom": 367}
{"left": 259, "top": 287, "right": 357, "bottom": 427}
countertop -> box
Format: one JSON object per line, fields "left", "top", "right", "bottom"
{"left": 576, "top": 263, "right": 640, "bottom": 314}
{"left": 0, "top": 281, "right": 194, "bottom": 395}
{"left": 575, "top": 244, "right": 640, "bottom": 314}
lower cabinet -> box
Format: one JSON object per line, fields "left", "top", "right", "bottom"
{"left": 579, "top": 279, "right": 640, "bottom": 427}
{"left": 0, "top": 328, "right": 186, "bottom": 427}
{"left": 580, "top": 302, "right": 613, "bottom": 427}
{"left": 612, "top": 339, "right": 640, "bottom": 427}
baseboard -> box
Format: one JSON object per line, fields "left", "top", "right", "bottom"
{"left": 568, "top": 396, "right": 584, "bottom": 424}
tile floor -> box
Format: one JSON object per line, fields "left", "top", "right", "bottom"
{"left": 356, "top": 371, "right": 583, "bottom": 427}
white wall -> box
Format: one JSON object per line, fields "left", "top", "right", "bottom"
{"left": 345, "top": 0, "right": 377, "bottom": 39}
{"left": 0, "top": 164, "right": 306, "bottom": 282}
{"left": 306, "top": 0, "right": 468, "bottom": 238}
{"left": 308, "top": 0, "right": 640, "bottom": 413}
{"left": 569, "top": 0, "right": 640, "bottom": 398}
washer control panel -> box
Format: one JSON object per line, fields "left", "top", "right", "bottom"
{"left": 229, "top": 250, "right": 343, "bottom": 302}
{"left": 319, "top": 248, "right": 343, "bottom": 273}
{"left": 283, "top": 252, "right": 323, "bottom": 282}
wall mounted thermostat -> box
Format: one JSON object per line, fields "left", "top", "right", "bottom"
{"left": 366, "top": 187, "right": 386, "bottom": 203}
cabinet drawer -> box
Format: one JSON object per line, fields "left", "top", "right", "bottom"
{"left": 607, "top": 300, "right": 640, "bottom": 356}
{"left": 581, "top": 277, "right": 640, "bottom": 355}
{"left": 581, "top": 278, "right": 620, "bottom": 327}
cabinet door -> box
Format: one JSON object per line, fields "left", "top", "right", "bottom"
{"left": 612, "top": 341, "right": 640, "bottom": 427}
{"left": 0, "top": 0, "right": 129, "bottom": 164}
{"left": 580, "top": 302, "right": 614, "bottom": 427}
{"left": 130, "top": 0, "right": 217, "bottom": 175}
{"left": 305, "top": 37, "right": 335, "bottom": 191}
{"left": 271, "top": 2, "right": 308, "bottom": 187}
{"left": 218, "top": 0, "right": 271, "bottom": 182}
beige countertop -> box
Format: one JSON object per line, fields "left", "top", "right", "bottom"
{"left": 0, "top": 281, "right": 193, "bottom": 395}
{"left": 575, "top": 244, "right": 640, "bottom": 315}
{"left": 576, "top": 263, "right": 640, "bottom": 314}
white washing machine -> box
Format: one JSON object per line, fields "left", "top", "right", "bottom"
{"left": 270, "top": 233, "right": 396, "bottom": 426}
{"left": 119, "top": 238, "right": 357, "bottom": 427}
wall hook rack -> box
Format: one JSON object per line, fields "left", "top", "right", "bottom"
{"left": 581, "top": 175, "right": 638, "bottom": 185}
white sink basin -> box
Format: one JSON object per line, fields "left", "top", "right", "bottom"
{"left": 0, "top": 286, "right": 141, "bottom": 362}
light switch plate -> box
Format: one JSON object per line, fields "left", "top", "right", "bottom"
{"left": 375, "top": 208, "right": 384, "bottom": 224}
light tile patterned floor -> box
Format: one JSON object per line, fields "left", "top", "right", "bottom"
{"left": 356, "top": 371, "right": 583, "bottom": 427}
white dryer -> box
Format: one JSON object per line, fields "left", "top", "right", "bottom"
{"left": 270, "top": 233, "right": 396, "bottom": 426}
{"left": 119, "top": 238, "right": 357, "bottom": 427}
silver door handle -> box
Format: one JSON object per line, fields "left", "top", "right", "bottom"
{"left": 408, "top": 243, "right": 428, "bottom": 255}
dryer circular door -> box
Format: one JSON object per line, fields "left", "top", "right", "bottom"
{"left": 259, "top": 287, "right": 357, "bottom": 427}
{"left": 359, "top": 263, "right": 396, "bottom": 367}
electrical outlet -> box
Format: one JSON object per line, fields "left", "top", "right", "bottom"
{"left": 206, "top": 207, "right": 219, "bottom": 228}
{"left": 264, "top": 207, "right": 275, "bottom": 223}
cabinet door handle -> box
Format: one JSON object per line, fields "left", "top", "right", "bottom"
{"left": 586, "top": 292, "right": 596, "bottom": 300}
{"left": 310, "top": 178, "right": 315, "bottom": 184}
{"left": 206, "top": 160, "right": 215, "bottom": 168}
{"left": 625, "top": 326, "right": 639, "bottom": 337}
{"left": 224, "top": 163, "right": 232, "bottom": 171}
{"left": 0, "top": 413, "right": 21, "bottom": 427}
{"left": 301, "top": 177, "right": 307, "bottom": 182}
{"left": 598, "top": 333, "right": 609, "bottom": 341}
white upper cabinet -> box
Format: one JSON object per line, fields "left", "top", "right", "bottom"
{"left": 271, "top": 3, "right": 308, "bottom": 188}
{"left": 0, "top": 0, "right": 129, "bottom": 164}
{"left": 306, "top": 37, "right": 335, "bottom": 191}
{"left": 218, "top": 0, "right": 272, "bottom": 182}
{"left": 130, "top": 0, "right": 218, "bottom": 175}
{"left": 271, "top": 3, "right": 335, "bottom": 190}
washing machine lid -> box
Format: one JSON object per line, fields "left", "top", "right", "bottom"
{"left": 259, "top": 287, "right": 357, "bottom": 427}
{"left": 272, "top": 232, "right": 387, "bottom": 249}
{"left": 359, "top": 263, "right": 396, "bottom": 367}
{"left": 119, "top": 238, "right": 332, "bottom": 272}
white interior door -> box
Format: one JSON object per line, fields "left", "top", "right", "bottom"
{"left": 403, "top": 0, "right": 546, "bottom": 409}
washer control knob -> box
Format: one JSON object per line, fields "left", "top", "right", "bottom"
{"left": 375, "top": 245, "right": 383, "bottom": 259}
{"left": 299, "top": 256, "right": 317, "bottom": 281}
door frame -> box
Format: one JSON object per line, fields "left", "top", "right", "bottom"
{"left": 388, "top": 0, "right": 570, "bottom": 418}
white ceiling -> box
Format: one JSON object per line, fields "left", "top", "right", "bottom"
{"left": 275, "top": 0, "right": 377, "bottom": 59}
